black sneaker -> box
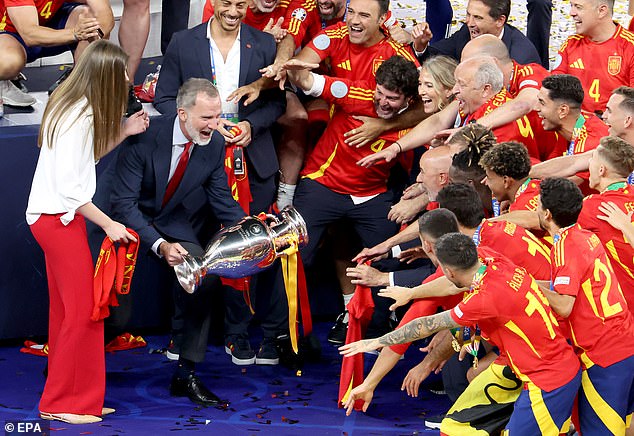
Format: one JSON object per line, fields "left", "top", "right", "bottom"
{"left": 327, "top": 310, "right": 348, "bottom": 345}
{"left": 424, "top": 413, "right": 446, "bottom": 429}
{"left": 225, "top": 335, "right": 255, "bottom": 365}
{"left": 255, "top": 338, "right": 279, "bottom": 365}
{"left": 48, "top": 66, "right": 73, "bottom": 95}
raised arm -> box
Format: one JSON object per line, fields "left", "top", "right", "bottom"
{"left": 529, "top": 150, "right": 592, "bottom": 179}
{"left": 339, "top": 310, "right": 459, "bottom": 356}
{"left": 476, "top": 88, "right": 539, "bottom": 130}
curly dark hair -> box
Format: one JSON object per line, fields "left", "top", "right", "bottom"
{"left": 542, "top": 75, "right": 584, "bottom": 109}
{"left": 375, "top": 55, "right": 420, "bottom": 101}
{"left": 539, "top": 178, "right": 583, "bottom": 228}
{"left": 479, "top": 141, "right": 531, "bottom": 180}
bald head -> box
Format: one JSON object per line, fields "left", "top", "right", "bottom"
{"left": 417, "top": 146, "right": 454, "bottom": 199}
{"left": 461, "top": 34, "right": 511, "bottom": 64}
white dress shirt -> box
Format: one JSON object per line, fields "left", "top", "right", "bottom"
{"left": 206, "top": 22, "right": 241, "bottom": 118}
{"left": 26, "top": 99, "right": 96, "bottom": 226}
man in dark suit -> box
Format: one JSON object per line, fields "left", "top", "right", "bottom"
{"left": 412, "top": 0, "right": 541, "bottom": 66}
{"left": 154, "top": 0, "right": 287, "bottom": 367}
{"left": 111, "top": 78, "right": 246, "bottom": 406}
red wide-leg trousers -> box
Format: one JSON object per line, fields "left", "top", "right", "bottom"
{"left": 30, "top": 214, "right": 105, "bottom": 415}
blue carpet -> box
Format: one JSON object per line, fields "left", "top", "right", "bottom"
{"left": 0, "top": 323, "right": 449, "bottom": 435}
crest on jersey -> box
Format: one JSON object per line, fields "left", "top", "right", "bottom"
{"left": 372, "top": 58, "right": 384, "bottom": 76}
{"left": 291, "top": 8, "right": 307, "bottom": 21}
{"left": 608, "top": 55, "right": 622, "bottom": 76}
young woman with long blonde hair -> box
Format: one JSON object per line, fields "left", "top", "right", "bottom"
{"left": 26, "top": 40, "right": 148, "bottom": 425}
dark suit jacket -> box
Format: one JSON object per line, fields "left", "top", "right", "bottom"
{"left": 417, "top": 23, "right": 541, "bottom": 66}
{"left": 154, "top": 22, "right": 286, "bottom": 180}
{"left": 111, "top": 114, "right": 246, "bottom": 253}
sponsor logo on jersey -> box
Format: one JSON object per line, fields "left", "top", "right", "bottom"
{"left": 569, "top": 58, "right": 585, "bottom": 69}
{"left": 336, "top": 59, "right": 351, "bottom": 71}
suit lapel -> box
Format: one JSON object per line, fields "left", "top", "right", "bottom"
{"left": 195, "top": 24, "right": 214, "bottom": 82}
{"left": 152, "top": 119, "right": 175, "bottom": 212}
{"left": 239, "top": 25, "right": 253, "bottom": 87}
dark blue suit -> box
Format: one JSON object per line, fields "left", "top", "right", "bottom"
{"left": 154, "top": 22, "right": 288, "bottom": 342}
{"left": 416, "top": 23, "right": 541, "bottom": 66}
{"left": 111, "top": 114, "right": 245, "bottom": 363}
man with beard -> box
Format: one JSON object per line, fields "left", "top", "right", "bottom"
{"left": 111, "top": 79, "right": 246, "bottom": 405}
{"left": 283, "top": 55, "right": 420, "bottom": 340}
{"left": 154, "top": 0, "right": 288, "bottom": 368}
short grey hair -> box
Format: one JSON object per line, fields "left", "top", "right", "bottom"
{"left": 472, "top": 60, "right": 504, "bottom": 93}
{"left": 176, "top": 78, "right": 220, "bottom": 110}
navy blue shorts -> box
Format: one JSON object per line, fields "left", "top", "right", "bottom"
{"left": 0, "top": 3, "right": 80, "bottom": 63}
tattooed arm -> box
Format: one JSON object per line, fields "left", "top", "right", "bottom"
{"left": 339, "top": 310, "right": 459, "bottom": 357}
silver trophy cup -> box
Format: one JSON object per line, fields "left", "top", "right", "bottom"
{"left": 174, "top": 206, "right": 309, "bottom": 293}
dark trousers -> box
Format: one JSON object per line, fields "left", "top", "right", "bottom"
{"left": 223, "top": 165, "right": 288, "bottom": 339}
{"left": 426, "top": 0, "right": 453, "bottom": 43}
{"left": 526, "top": 0, "right": 553, "bottom": 69}
{"left": 293, "top": 178, "right": 400, "bottom": 333}
{"left": 161, "top": 0, "right": 190, "bottom": 55}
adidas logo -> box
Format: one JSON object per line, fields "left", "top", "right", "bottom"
{"left": 337, "top": 59, "right": 351, "bottom": 71}
{"left": 569, "top": 58, "right": 585, "bottom": 69}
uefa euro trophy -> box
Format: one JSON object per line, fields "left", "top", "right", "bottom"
{"left": 174, "top": 206, "right": 309, "bottom": 294}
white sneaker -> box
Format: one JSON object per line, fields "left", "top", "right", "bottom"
{"left": 1, "top": 79, "right": 36, "bottom": 107}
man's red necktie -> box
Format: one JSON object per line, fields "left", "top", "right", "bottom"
{"left": 162, "top": 141, "right": 193, "bottom": 207}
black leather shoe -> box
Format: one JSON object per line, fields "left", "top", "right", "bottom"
{"left": 169, "top": 373, "right": 226, "bottom": 406}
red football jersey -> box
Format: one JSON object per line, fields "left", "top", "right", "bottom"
{"left": 451, "top": 255, "right": 580, "bottom": 392}
{"left": 552, "top": 25, "right": 634, "bottom": 114}
{"left": 0, "top": 0, "right": 65, "bottom": 33}
{"left": 464, "top": 89, "right": 545, "bottom": 163}
{"left": 305, "top": 21, "right": 418, "bottom": 80}
{"left": 551, "top": 224, "right": 634, "bottom": 368}
{"left": 478, "top": 220, "right": 552, "bottom": 281}
{"left": 388, "top": 246, "right": 499, "bottom": 355}
{"left": 577, "top": 183, "right": 634, "bottom": 310}
{"left": 509, "top": 178, "right": 541, "bottom": 213}
{"left": 300, "top": 76, "right": 413, "bottom": 195}
{"left": 568, "top": 114, "right": 610, "bottom": 193}
{"left": 508, "top": 61, "right": 549, "bottom": 98}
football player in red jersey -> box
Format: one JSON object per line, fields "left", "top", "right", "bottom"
{"left": 578, "top": 136, "right": 634, "bottom": 310}
{"left": 0, "top": 0, "right": 113, "bottom": 107}
{"left": 530, "top": 86, "right": 634, "bottom": 186}
{"left": 552, "top": 0, "right": 634, "bottom": 115}
{"left": 538, "top": 177, "right": 634, "bottom": 435}
{"left": 534, "top": 74, "right": 609, "bottom": 194}
{"left": 284, "top": 55, "right": 422, "bottom": 340}
{"left": 480, "top": 141, "right": 541, "bottom": 214}
{"left": 341, "top": 232, "right": 581, "bottom": 436}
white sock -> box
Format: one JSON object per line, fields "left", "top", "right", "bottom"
{"left": 277, "top": 182, "right": 296, "bottom": 209}
{"left": 342, "top": 293, "right": 354, "bottom": 323}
